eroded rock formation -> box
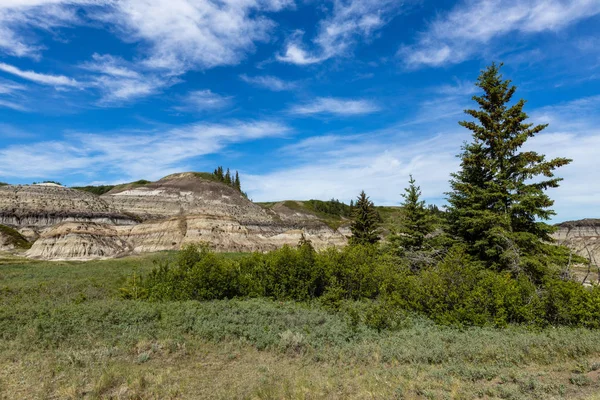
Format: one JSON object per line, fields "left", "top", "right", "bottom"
{"left": 0, "top": 173, "right": 348, "bottom": 260}
{"left": 27, "top": 222, "right": 131, "bottom": 260}
{"left": 553, "top": 219, "right": 600, "bottom": 265}
{"left": 0, "top": 184, "right": 137, "bottom": 227}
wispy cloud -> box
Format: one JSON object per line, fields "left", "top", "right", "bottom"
{"left": 173, "top": 90, "right": 232, "bottom": 112}
{"left": 240, "top": 74, "right": 297, "bottom": 91}
{"left": 289, "top": 97, "right": 380, "bottom": 116}
{"left": 0, "top": 120, "right": 290, "bottom": 180}
{"left": 277, "top": 0, "right": 403, "bottom": 65}
{"left": 0, "top": 77, "right": 28, "bottom": 111}
{"left": 0, "top": 79, "right": 26, "bottom": 94}
{"left": 432, "top": 79, "right": 478, "bottom": 96}
{"left": 0, "top": 0, "right": 88, "bottom": 58}
{"left": 0, "top": 99, "right": 29, "bottom": 112}
{"left": 400, "top": 0, "right": 600, "bottom": 68}
{"left": 81, "top": 53, "right": 175, "bottom": 104}
{"left": 0, "top": 62, "right": 80, "bottom": 87}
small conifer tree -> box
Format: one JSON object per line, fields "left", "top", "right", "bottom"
{"left": 235, "top": 171, "right": 241, "bottom": 191}
{"left": 349, "top": 190, "right": 380, "bottom": 245}
{"left": 225, "top": 168, "right": 231, "bottom": 184}
{"left": 391, "top": 175, "right": 434, "bottom": 252}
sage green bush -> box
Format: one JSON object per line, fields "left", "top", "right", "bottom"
{"left": 128, "top": 243, "right": 600, "bottom": 328}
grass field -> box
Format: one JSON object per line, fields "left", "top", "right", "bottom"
{"left": 1, "top": 251, "right": 600, "bottom": 399}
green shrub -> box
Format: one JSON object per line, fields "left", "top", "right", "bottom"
{"left": 126, "top": 242, "right": 600, "bottom": 328}
{"left": 542, "top": 280, "right": 600, "bottom": 328}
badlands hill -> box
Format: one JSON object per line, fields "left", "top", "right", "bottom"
{"left": 0, "top": 173, "right": 348, "bottom": 260}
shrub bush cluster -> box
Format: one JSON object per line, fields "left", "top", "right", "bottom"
{"left": 304, "top": 199, "right": 353, "bottom": 218}
{"left": 124, "top": 243, "right": 600, "bottom": 329}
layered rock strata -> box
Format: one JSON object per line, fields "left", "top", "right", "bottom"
{"left": 0, "top": 185, "right": 137, "bottom": 228}
{"left": 553, "top": 219, "right": 600, "bottom": 264}
{"left": 2, "top": 173, "right": 348, "bottom": 260}
{"left": 27, "top": 222, "right": 131, "bottom": 260}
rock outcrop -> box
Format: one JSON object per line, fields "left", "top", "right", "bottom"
{"left": 103, "top": 173, "right": 272, "bottom": 223}
{"left": 0, "top": 184, "right": 137, "bottom": 228}
{"left": 122, "top": 215, "right": 347, "bottom": 254}
{"left": 27, "top": 222, "right": 131, "bottom": 260}
{"left": 5, "top": 173, "right": 349, "bottom": 260}
{"left": 553, "top": 219, "right": 600, "bottom": 264}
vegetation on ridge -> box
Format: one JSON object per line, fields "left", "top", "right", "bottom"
{"left": 211, "top": 166, "right": 242, "bottom": 192}
{"left": 73, "top": 179, "right": 151, "bottom": 195}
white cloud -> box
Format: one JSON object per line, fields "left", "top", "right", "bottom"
{"left": 401, "top": 0, "right": 600, "bottom": 68}
{"left": 0, "top": 79, "right": 26, "bottom": 94}
{"left": 0, "top": 0, "right": 89, "bottom": 57}
{"left": 0, "top": 120, "right": 290, "bottom": 180}
{"left": 289, "top": 97, "right": 380, "bottom": 116}
{"left": 276, "top": 31, "right": 328, "bottom": 65}
{"left": 0, "top": 0, "right": 295, "bottom": 103}
{"left": 173, "top": 90, "right": 232, "bottom": 112}
{"left": 81, "top": 54, "right": 174, "bottom": 104}
{"left": 277, "top": 0, "right": 402, "bottom": 65}
{"left": 0, "top": 1, "right": 294, "bottom": 70}
{"left": 0, "top": 62, "right": 80, "bottom": 87}
{"left": 0, "top": 99, "right": 29, "bottom": 111}
{"left": 103, "top": 0, "right": 293, "bottom": 73}
{"left": 240, "top": 74, "right": 297, "bottom": 91}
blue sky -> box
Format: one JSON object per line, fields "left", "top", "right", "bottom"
{"left": 0, "top": 0, "right": 599, "bottom": 221}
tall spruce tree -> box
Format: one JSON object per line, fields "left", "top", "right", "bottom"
{"left": 447, "top": 63, "right": 571, "bottom": 275}
{"left": 391, "top": 175, "right": 434, "bottom": 252}
{"left": 225, "top": 168, "right": 232, "bottom": 185}
{"left": 349, "top": 191, "right": 380, "bottom": 245}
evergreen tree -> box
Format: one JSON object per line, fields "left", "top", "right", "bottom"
{"left": 217, "top": 166, "right": 224, "bottom": 181}
{"left": 391, "top": 175, "right": 434, "bottom": 252}
{"left": 349, "top": 191, "right": 380, "bottom": 245}
{"left": 447, "top": 63, "right": 571, "bottom": 275}
{"left": 225, "top": 168, "right": 232, "bottom": 185}
{"left": 235, "top": 171, "right": 241, "bottom": 191}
